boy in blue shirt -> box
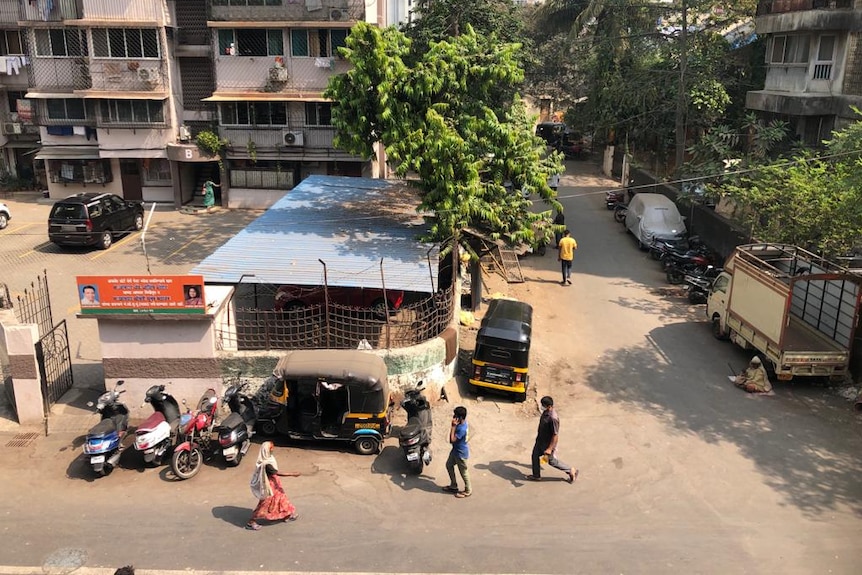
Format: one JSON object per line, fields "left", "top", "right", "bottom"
{"left": 442, "top": 406, "right": 471, "bottom": 498}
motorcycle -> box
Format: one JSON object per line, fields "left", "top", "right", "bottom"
{"left": 649, "top": 235, "right": 702, "bottom": 261}
{"left": 216, "top": 378, "right": 257, "bottom": 467}
{"left": 606, "top": 189, "right": 626, "bottom": 210}
{"left": 170, "top": 388, "right": 219, "bottom": 480}
{"left": 134, "top": 384, "right": 183, "bottom": 467}
{"left": 399, "top": 382, "right": 433, "bottom": 475}
{"left": 83, "top": 380, "right": 129, "bottom": 476}
{"left": 684, "top": 266, "right": 721, "bottom": 304}
{"left": 612, "top": 202, "right": 628, "bottom": 223}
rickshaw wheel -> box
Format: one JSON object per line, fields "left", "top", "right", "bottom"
{"left": 354, "top": 436, "right": 380, "bottom": 455}
{"left": 515, "top": 391, "right": 527, "bottom": 402}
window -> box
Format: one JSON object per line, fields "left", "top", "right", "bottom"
{"left": 305, "top": 102, "right": 331, "bottom": 126}
{"left": 813, "top": 35, "right": 835, "bottom": 80}
{"left": 35, "top": 29, "right": 87, "bottom": 57}
{"left": 92, "top": 29, "right": 160, "bottom": 58}
{"left": 219, "top": 29, "right": 283, "bottom": 56}
{"left": 100, "top": 100, "right": 164, "bottom": 124}
{"left": 46, "top": 99, "right": 87, "bottom": 121}
{"left": 48, "top": 159, "right": 112, "bottom": 184}
{"left": 0, "top": 30, "right": 23, "bottom": 56}
{"left": 769, "top": 35, "right": 809, "bottom": 64}
{"left": 292, "top": 29, "right": 345, "bottom": 57}
{"left": 144, "top": 159, "right": 171, "bottom": 183}
{"left": 221, "top": 102, "right": 287, "bottom": 125}
{"left": 229, "top": 160, "right": 292, "bottom": 190}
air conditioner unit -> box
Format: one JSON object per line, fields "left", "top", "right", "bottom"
{"left": 330, "top": 8, "right": 343, "bottom": 21}
{"left": 178, "top": 125, "right": 192, "bottom": 141}
{"left": 4, "top": 122, "right": 22, "bottom": 135}
{"left": 269, "top": 66, "right": 289, "bottom": 83}
{"left": 283, "top": 131, "right": 304, "bottom": 147}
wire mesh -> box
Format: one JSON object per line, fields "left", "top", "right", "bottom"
{"left": 222, "top": 285, "right": 455, "bottom": 351}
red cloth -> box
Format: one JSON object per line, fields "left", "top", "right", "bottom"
{"left": 251, "top": 474, "right": 296, "bottom": 521}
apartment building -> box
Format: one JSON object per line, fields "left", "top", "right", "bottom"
{"left": 746, "top": 0, "right": 862, "bottom": 145}
{"left": 10, "top": 0, "right": 385, "bottom": 208}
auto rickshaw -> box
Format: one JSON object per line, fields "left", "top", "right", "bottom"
{"left": 258, "top": 350, "right": 393, "bottom": 455}
{"left": 469, "top": 299, "right": 533, "bottom": 402}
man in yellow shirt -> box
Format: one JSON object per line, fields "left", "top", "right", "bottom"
{"left": 558, "top": 230, "right": 577, "bottom": 285}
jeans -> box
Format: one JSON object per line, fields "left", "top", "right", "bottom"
{"left": 446, "top": 451, "right": 471, "bottom": 493}
{"left": 531, "top": 443, "right": 572, "bottom": 478}
{"left": 560, "top": 259, "right": 573, "bottom": 282}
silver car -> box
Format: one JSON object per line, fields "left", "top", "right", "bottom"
{"left": 624, "top": 193, "right": 686, "bottom": 249}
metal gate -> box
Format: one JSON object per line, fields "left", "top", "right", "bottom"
{"left": 35, "top": 320, "right": 73, "bottom": 411}
{"left": 14, "top": 270, "right": 74, "bottom": 413}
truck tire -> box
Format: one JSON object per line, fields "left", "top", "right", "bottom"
{"left": 711, "top": 317, "right": 727, "bottom": 340}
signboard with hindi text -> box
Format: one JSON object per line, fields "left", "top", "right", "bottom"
{"left": 76, "top": 276, "right": 206, "bottom": 315}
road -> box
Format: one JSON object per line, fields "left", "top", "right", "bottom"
{"left": 1, "top": 162, "right": 861, "bottom": 575}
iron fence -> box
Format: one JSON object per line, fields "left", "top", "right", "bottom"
{"left": 14, "top": 269, "right": 54, "bottom": 338}
{"left": 219, "top": 285, "right": 454, "bottom": 351}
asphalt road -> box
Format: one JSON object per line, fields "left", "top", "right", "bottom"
{"left": 1, "top": 163, "right": 861, "bottom": 575}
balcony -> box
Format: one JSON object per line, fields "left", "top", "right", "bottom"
{"left": 756, "top": 0, "right": 862, "bottom": 32}
{"left": 19, "top": 0, "right": 81, "bottom": 22}
{"left": 220, "top": 125, "right": 337, "bottom": 151}
{"left": 213, "top": 55, "right": 348, "bottom": 94}
{"left": 209, "top": 0, "right": 362, "bottom": 23}
{"left": 79, "top": 59, "right": 168, "bottom": 97}
{"left": 0, "top": 0, "right": 18, "bottom": 25}
{"left": 0, "top": 114, "right": 39, "bottom": 139}
{"left": 75, "top": 0, "right": 173, "bottom": 26}
{"left": 0, "top": 56, "right": 30, "bottom": 90}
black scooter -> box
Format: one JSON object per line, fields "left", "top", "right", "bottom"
{"left": 83, "top": 380, "right": 129, "bottom": 476}
{"left": 399, "top": 382, "right": 433, "bottom": 475}
{"left": 217, "top": 378, "right": 257, "bottom": 466}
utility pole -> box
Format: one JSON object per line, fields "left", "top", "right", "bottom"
{"left": 675, "top": 0, "right": 688, "bottom": 170}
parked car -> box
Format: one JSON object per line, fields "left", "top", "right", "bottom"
{"left": 535, "top": 121, "right": 567, "bottom": 148}
{"left": 624, "top": 193, "right": 687, "bottom": 250}
{"left": 274, "top": 284, "right": 405, "bottom": 318}
{"left": 48, "top": 193, "right": 144, "bottom": 249}
{"left": 0, "top": 202, "right": 10, "bottom": 229}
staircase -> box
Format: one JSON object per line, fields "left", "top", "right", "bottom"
{"left": 191, "top": 164, "right": 220, "bottom": 207}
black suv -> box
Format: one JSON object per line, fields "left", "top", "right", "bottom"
{"left": 48, "top": 193, "right": 144, "bottom": 249}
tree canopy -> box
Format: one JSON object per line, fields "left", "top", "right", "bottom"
{"left": 325, "top": 22, "right": 562, "bottom": 250}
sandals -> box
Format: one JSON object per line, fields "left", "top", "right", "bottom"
{"left": 245, "top": 522, "right": 261, "bottom": 531}
{"left": 454, "top": 491, "right": 472, "bottom": 498}
{"left": 567, "top": 469, "right": 579, "bottom": 484}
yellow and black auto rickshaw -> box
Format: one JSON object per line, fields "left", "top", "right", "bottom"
{"left": 469, "top": 299, "right": 533, "bottom": 402}
{"left": 258, "top": 350, "right": 393, "bottom": 455}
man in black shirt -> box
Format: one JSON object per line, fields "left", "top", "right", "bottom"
{"left": 526, "top": 396, "right": 578, "bottom": 483}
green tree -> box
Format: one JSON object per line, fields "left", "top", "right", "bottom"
{"left": 325, "top": 22, "right": 562, "bottom": 250}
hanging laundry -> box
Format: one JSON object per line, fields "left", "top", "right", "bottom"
{"left": 8, "top": 57, "right": 20, "bottom": 75}
{"left": 47, "top": 125, "right": 74, "bottom": 136}
{"left": 73, "top": 126, "right": 86, "bottom": 136}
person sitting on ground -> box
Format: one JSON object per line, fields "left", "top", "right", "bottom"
{"left": 734, "top": 356, "right": 772, "bottom": 393}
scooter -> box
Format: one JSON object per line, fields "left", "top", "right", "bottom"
{"left": 217, "top": 378, "right": 257, "bottom": 467}
{"left": 398, "top": 382, "right": 433, "bottom": 475}
{"left": 83, "top": 380, "right": 129, "bottom": 476}
{"left": 134, "top": 384, "right": 183, "bottom": 467}
{"left": 170, "top": 388, "right": 219, "bottom": 480}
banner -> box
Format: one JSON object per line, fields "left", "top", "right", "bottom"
{"left": 77, "top": 275, "right": 206, "bottom": 315}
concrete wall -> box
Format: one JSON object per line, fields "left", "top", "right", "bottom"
{"left": 226, "top": 187, "right": 288, "bottom": 209}
{"left": 0, "top": 309, "right": 43, "bottom": 425}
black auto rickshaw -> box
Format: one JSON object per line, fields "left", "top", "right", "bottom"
{"left": 258, "top": 350, "right": 393, "bottom": 455}
{"left": 469, "top": 299, "right": 533, "bottom": 402}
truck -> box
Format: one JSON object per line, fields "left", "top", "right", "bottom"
{"left": 707, "top": 243, "right": 861, "bottom": 380}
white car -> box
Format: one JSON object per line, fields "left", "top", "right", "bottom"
{"left": 624, "top": 193, "right": 686, "bottom": 249}
{"left": 0, "top": 202, "right": 10, "bottom": 229}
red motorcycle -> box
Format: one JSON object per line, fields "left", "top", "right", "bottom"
{"left": 170, "top": 388, "right": 219, "bottom": 480}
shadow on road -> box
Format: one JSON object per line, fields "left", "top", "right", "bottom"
{"left": 212, "top": 505, "right": 253, "bottom": 528}
{"left": 370, "top": 445, "right": 442, "bottom": 493}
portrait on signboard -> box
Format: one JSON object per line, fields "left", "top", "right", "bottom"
{"left": 183, "top": 284, "right": 203, "bottom": 306}
{"left": 80, "top": 284, "right": 100, "bottom": 306}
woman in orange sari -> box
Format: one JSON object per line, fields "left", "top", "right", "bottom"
{"left": 246, "top": 441, "right": 301, "bottom": 530}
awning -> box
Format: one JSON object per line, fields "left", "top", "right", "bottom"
{"left": 74, "top": 90, "right": 169, "bottom": 100}
{"left": 203, "top": 93, "right": 329, "bottom": 102}
{"left": 34, "top": 146, "right": 101, "bottom": 160}
{"left": 25, "top": 92, "right": 79, "bottom": 99}
{"left": 100, "top": 149, "right": 167, "bottom": 159}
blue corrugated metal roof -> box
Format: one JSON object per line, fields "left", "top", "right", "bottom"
{"left": 191, "top": 176, "right": 439, "bottom": 293}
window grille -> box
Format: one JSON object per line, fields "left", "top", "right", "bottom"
{"left": 46, "top": 98, "right": 86, "bottom": 121}
{"left": 100, "top": 100, "right": 165, "bottom": 124}
{"left": 35, "top": 29, "right": 88, "bottom": 57}
{"left": 304, "top": 102, "right": 331, "bottom": 126}
{"left": 92, "top": 29, "right": 160, "bottom": 59}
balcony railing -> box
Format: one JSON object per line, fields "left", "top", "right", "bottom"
{"left": 760, "top": 0, "right": 855, "bottom": 15}
{"left": 0, "top": 0, "right": 18, "bottom": 24}
{"left": 214, "top": 55, "right": 349, "bottom": 92}
{"left": 29, "top": 57, "right": 91, "bottom": 92}
{"left": 220, "top": 125, "right": 336, "bottom": 150}
{"left": 209, "top": 0, "right": 362, "bottom": 22}
{"left": 813, "top": 63, "right": 833, "bottom": 79}
{"left": 87, "top": 60, "right": 167, "bottom": 94}
{"left": 19, "top": 0, "right": 81, "bottom": 22}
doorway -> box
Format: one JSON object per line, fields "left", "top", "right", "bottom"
{"left": 119, "top": 159, "right": 143, "bottom": 200}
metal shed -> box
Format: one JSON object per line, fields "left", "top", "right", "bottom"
{"left": 191, "top": 176, "right": 439, "bottom": 292}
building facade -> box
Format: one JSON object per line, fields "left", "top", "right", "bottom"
{"left": 10, "top": 0, "right": 386, "bottom": 207}
{"left": 746, "top": 0, "right": 862, "bottom": 146}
